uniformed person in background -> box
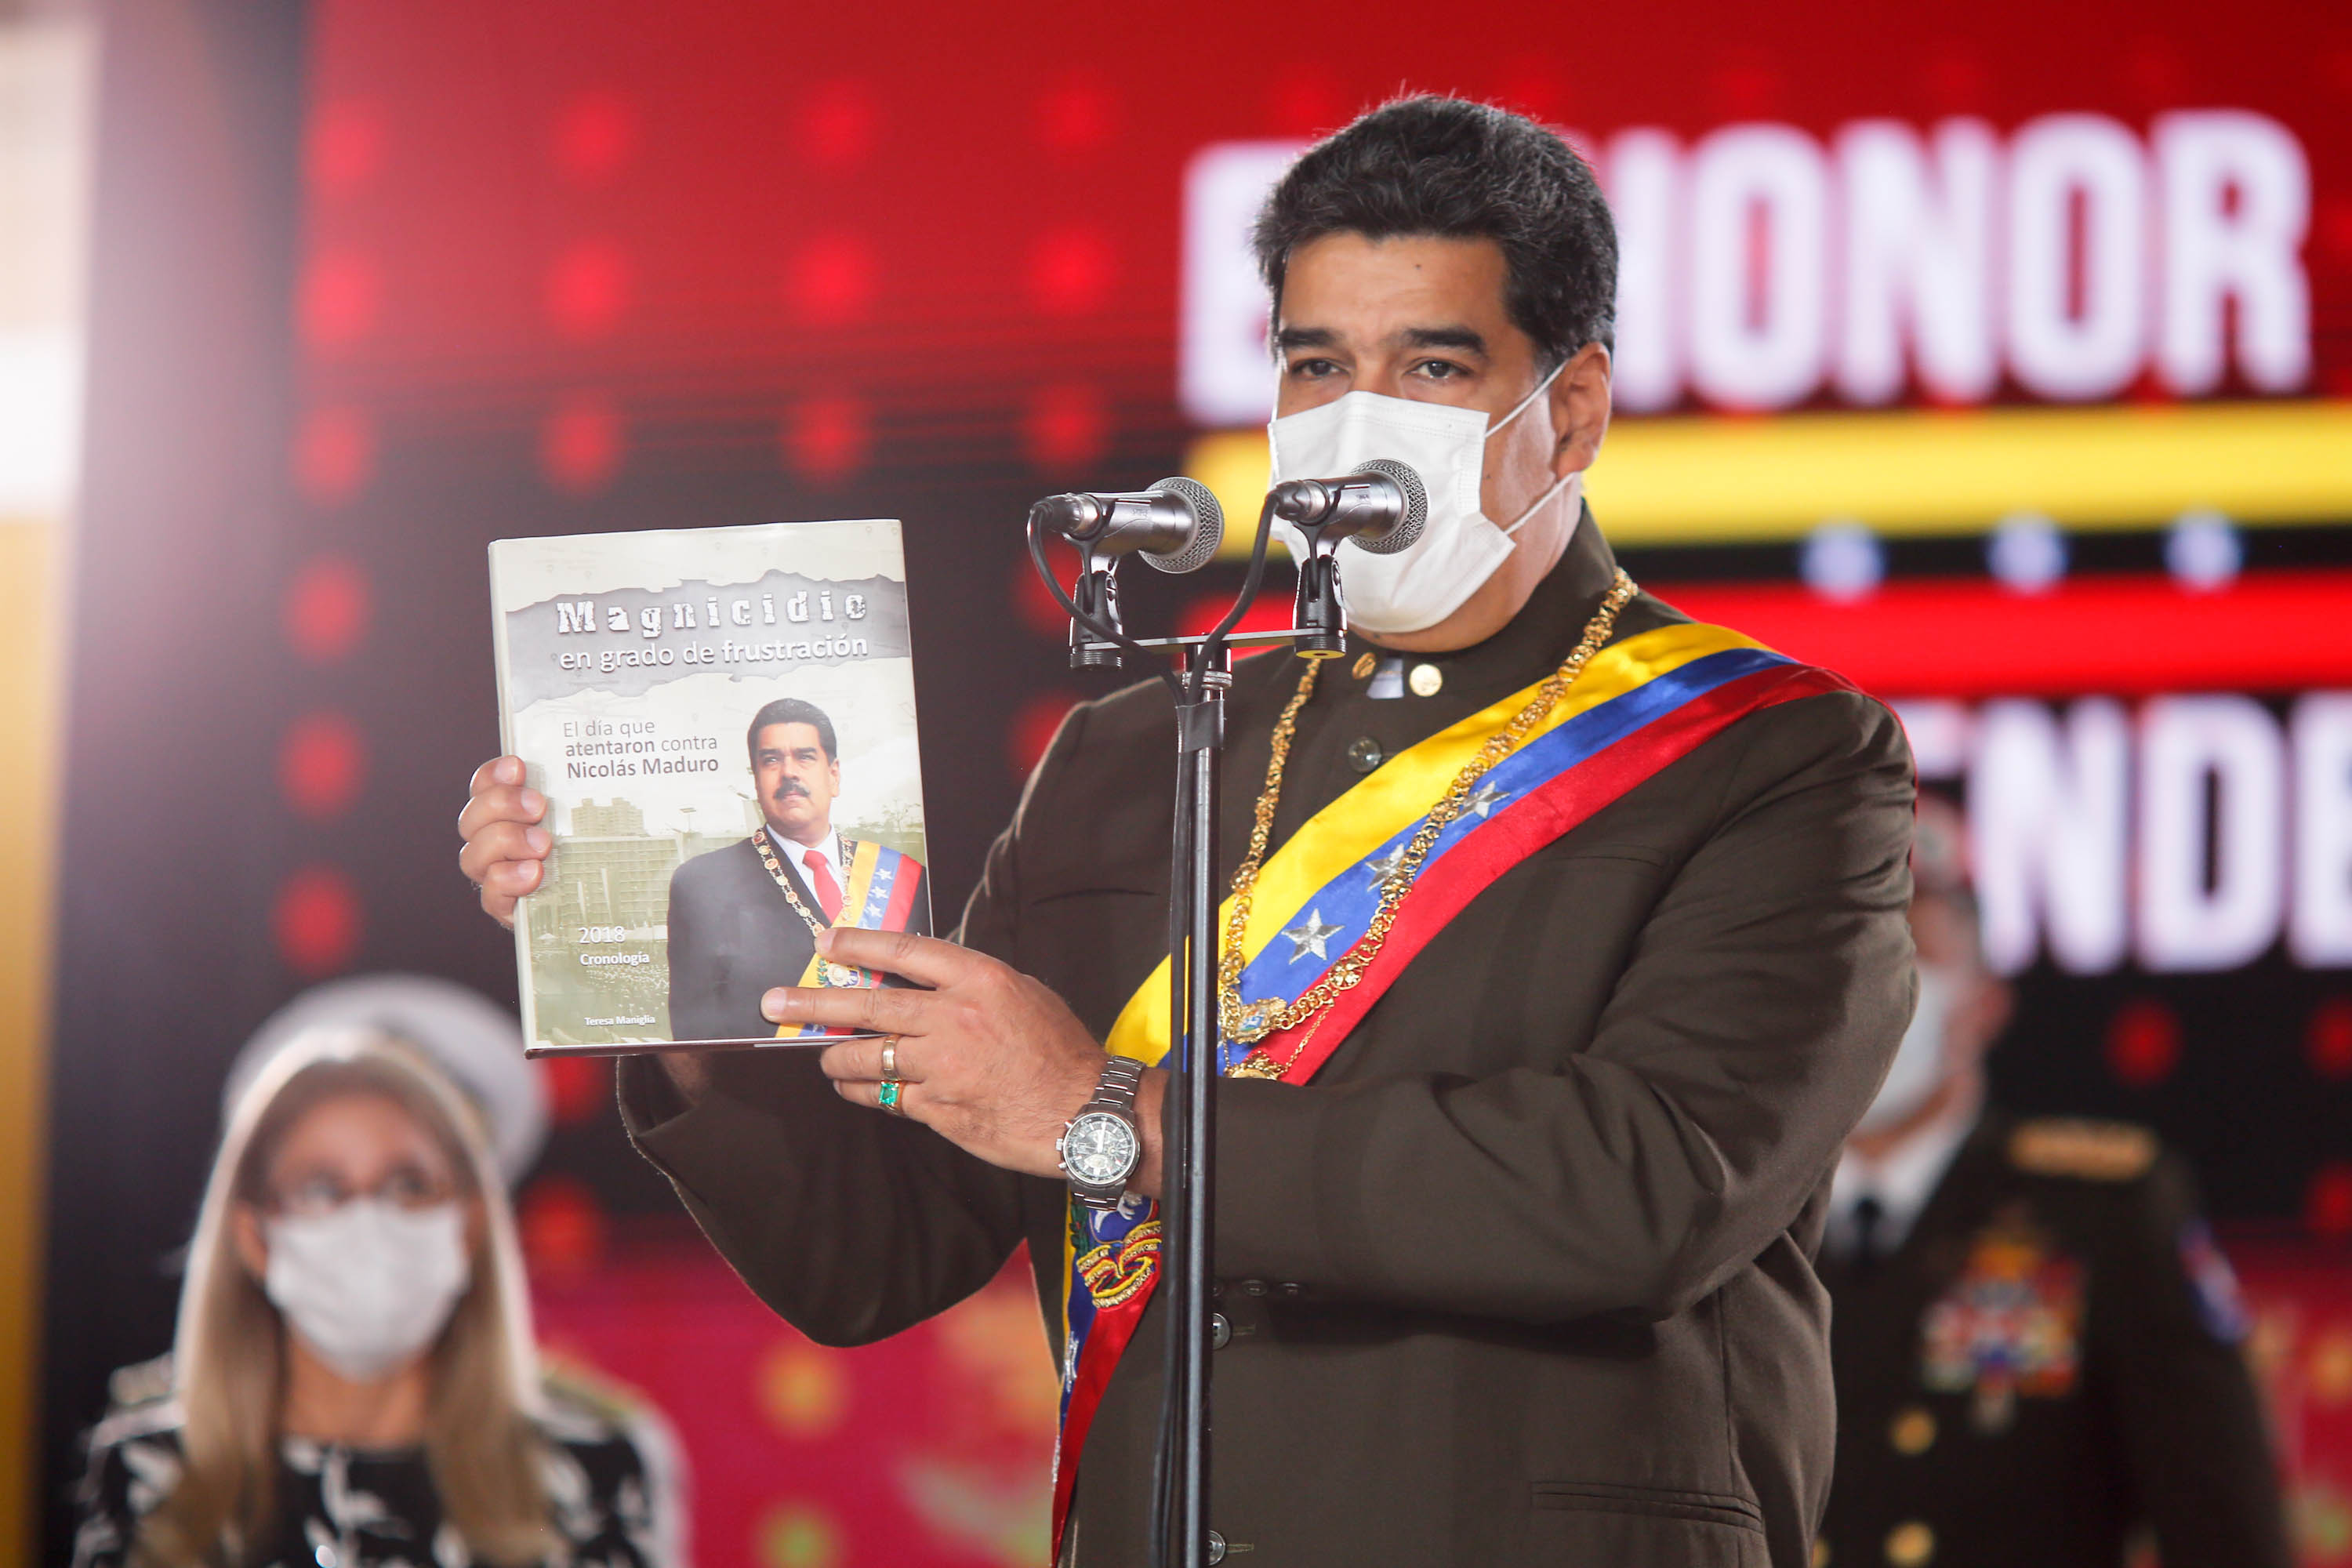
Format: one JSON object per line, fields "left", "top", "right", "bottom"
{"left": 1815, "top": 793, "right": 2290, "bottom": 1568}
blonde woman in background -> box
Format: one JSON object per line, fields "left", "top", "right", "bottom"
{"left": 71, "top": 977, "right": 682, "bottom": 1568}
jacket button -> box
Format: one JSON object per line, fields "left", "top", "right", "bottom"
{"left": 1240, "top": 1279, "right": 1269, "bottom": 1297}
{"left": 1345, "top": 736, "right": 1384, "bottom": 773}
{"left": 1884, "top": 1521, "right": 1934, "bottom": 1567}
{"left": 1408, "top": 662, "right": 1443, "bottom": 696}
{"left": 1210, "top": 1312, "right": 1231, "bottom": 1349}
{"left": 1811, "top": 1542, "right": 1830, "bottom": 1568}
{"left": 1276, "top": 1281, "right": 1303, "bottom": 1298}
{"left": 1206, "top": 1530, "right": 1225, "bottom": 1563}
{"left": 1889, "top": 1406, "right": 1936, "bottom": 1455}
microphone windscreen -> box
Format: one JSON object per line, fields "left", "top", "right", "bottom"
{"left": 1348, "top": 459, "right": 1427, "bottom": 555}
{"left": 1139, "top": 476, "right": 1224, "bottom": 574}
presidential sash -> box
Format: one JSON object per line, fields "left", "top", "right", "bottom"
{"left": 1047, "top": 622, "right": 1855, "bottom": 1555}
{"left": 775, "top": 837, "right": 928, "bottom": 1040}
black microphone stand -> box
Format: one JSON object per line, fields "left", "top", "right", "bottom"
{"left": 1026, "top": 499, "right": 1340, "bottom": 1568}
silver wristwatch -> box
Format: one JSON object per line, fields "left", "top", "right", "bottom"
{"left": 1058, "top": 1054, "right": 1147, "bottom": 1210}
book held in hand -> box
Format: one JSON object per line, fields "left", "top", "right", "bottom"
{"left": 488, "top": 519, "right": 933, "bottom": 1055}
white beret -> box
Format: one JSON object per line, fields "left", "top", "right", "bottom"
{"left": 225, "top": 974, "right": 549, "bottom": 1188}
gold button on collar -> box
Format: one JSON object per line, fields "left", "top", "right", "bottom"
{"left": 1407, "top": 662, "right": 1443, "bottom": 697}
{"left": 1886, "top": 1520, "right": 1934, "bottom": 1567}
{"left": 1889, "top": 1406, "right": 1936, "bottom": 1455}
{"left": 1811, "top": 1542, "right": 1831, "bottom": 1568}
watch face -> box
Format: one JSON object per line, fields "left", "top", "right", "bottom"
{"left": 1063, "top": 1110, "right": 1140, "bottom": 1187}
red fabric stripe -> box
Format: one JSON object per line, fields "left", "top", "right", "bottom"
{"left": 1051, "top": 1278, "right": 1156, "bottom": 1560}
{"left": 878, "top": 857, "right": 924, "bottom": 933}
{"left": 1262, "top": 665, "right": 1855, "bottom": 1084}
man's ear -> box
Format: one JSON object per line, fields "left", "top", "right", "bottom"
{"left": 1548, "top": 341, "right": 1613, "bottom": 480}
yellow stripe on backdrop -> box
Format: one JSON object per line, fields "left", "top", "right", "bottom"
{"left": 0, "top": 20, "right": 96, "bottom": 1560}
{"left": 1189, "top": 398, "right": 2352, "bottom": 553}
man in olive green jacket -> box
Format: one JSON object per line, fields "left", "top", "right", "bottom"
{"left": 462, "top": 97, "right": 1914, "bottom": 1567}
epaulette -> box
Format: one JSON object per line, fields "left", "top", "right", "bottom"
{"left": 2008, "top": 1118, "right": 2158, "bottom": 1182}
{"left": 106, "top": 1354, "right": 174, "bottom": 1413}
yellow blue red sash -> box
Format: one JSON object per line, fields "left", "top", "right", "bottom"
{"left": 1047, "top": 622, "right": 1855, "bottom": 1554}
{"left": 775, "top": 837, "right": 927, "bottom": 1040}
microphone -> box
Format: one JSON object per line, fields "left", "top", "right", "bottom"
{"left": 1029, "top": 476, "right": 1225, "bottom": 575}
{"left": 1269, "top": 459, "right": 1429, "bottom": 656}
{"left": 1268, "top": 458, "right": 1427, "bottom": 555}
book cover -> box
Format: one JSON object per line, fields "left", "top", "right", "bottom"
{"left": 489, "top": 520, "right": 931, "bottom": 1055}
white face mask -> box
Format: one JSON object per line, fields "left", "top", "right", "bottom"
{"left": 1855, "top": 965, "right": 1962, "bottom": 1135}
{"left": 1265, "top": 362, "right": 1574, "bottom": 636}
{"left": 263, "top": 1200, "right": 472, "bottom": 1382}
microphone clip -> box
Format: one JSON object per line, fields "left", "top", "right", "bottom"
{"left": 1067, "top": 546, "right": 1123, "bottom": 670}
{"left": 1269, "top": 459, "right": 1428, "bottom": 658}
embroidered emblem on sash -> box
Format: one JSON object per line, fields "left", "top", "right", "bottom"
{"left": 1077, "top": 1221, "right": 1163, "bottom": 1312}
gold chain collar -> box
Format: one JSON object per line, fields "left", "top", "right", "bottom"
{"left": 1220, "top": 569, "right": 1639, "bottom": 1079}
{"left": 752, "top": 826, "right": 865, "bottom": 987}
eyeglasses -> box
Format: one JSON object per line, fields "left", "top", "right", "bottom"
{"left": 267, "top": 1166, "right": 456, "bottom": 1220}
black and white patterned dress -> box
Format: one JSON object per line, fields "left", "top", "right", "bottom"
{"left": 71, "top": 1367, "right": 684, "bottom": 1568}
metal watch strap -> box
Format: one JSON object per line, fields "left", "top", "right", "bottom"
{"left": 1087, "top": 1054, "right": 1145, "bottom": 1114}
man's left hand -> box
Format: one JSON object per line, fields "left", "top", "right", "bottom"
{"left": 767, "top": 927, "right": 1162, "bottom": 1192}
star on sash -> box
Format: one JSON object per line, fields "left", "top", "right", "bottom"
{"left": 1363, "top": 844, "right": 1411, "bottom": 891}
{"left": 1281, "top": 909, "right": 1343, "bottom": 962}
{"left": 1462, "top": 778, "right": 1511, "bottom": 818}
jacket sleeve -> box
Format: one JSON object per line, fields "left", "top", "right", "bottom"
{"left": 1210, "top": 689, "right": 1917, "bottom": 1323}
{"left": 618, "top": 739, "right": 1081, "bottom": 1345}
{"left": 661, "top": 862, "right": 721, "bottom": 1044}
{"left": 2099, "top": 1159, "right": 2293, "bottom": 1568}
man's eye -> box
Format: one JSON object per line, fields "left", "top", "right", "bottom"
{"left": 1287, "top": 358, "right": 1342, "bottom": 379}
{"left": 1411, "top": 359, "right": 1468, "bottom": 381}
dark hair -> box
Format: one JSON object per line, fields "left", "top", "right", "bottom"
{"left": 747, "top": 698, "right": 837, "bottom": 766}
{"left": 1251, "top": 96, "right": 1617, "bottom": 369}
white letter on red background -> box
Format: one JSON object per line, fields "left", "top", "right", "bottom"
{"left": 1973, "top": 699, "right": 2130, "bottom": 975}
{"left": 1835, "top": 118, "right": 1998, "bottom": 405}
{"left": 1687, "top": 124, "right": 1828, "bottom": 409}
{"left": 2138, "top": 696, "right": 2285, "bottom": 971}
{"left": 2007, "top": 114, "right": 2147, "bottom": 401}
{"left": 2292, "top": 695, "right": 2352, "bottom": 967}
{"left": 2155, "top": 110, "right": 2311, "bottom": 396}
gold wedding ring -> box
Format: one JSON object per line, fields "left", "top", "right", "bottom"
{"left": 880, "top": 1035, "right": 902, "bottom": 1082}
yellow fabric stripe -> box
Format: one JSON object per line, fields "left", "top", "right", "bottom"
{"left": 1102, "top": 622, "right": 1764, "bottom": 1065}
{"left": 778, "top": 839, "right": 886, "bottom": 1033}
{"left": 839, "top": 837, "right": 883, "bottom": 921}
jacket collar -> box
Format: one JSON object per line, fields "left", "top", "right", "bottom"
{"left": 1336, "top": 501, "right": 1630, "bottom": 711}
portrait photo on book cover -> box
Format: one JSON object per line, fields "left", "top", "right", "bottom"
{"left": 491, "top": 519, "right": 932, "bottom": 1053}
{"left": 663, "top": 692, "right": 931, "bottom": 1044}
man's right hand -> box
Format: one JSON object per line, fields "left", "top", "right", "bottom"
{"left": 457, "top": 756, "right": 550, "bottom": 929}
{"left": 458, "top": 756, "right": 712, "bottom": 1100}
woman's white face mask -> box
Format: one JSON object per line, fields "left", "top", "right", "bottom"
{"left": 1265, "top": 361, "right": 1573, "bottom": 636}
{"left": 263, "top": 1199, "right": 472, "bottom": 1382}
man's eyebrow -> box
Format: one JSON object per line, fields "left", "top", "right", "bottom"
{"left": 1273, "top": 325, "right": 1338, "bottom": 354}
{"left": 1399, "top": 325, "right": 1489, "bottom": 357}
